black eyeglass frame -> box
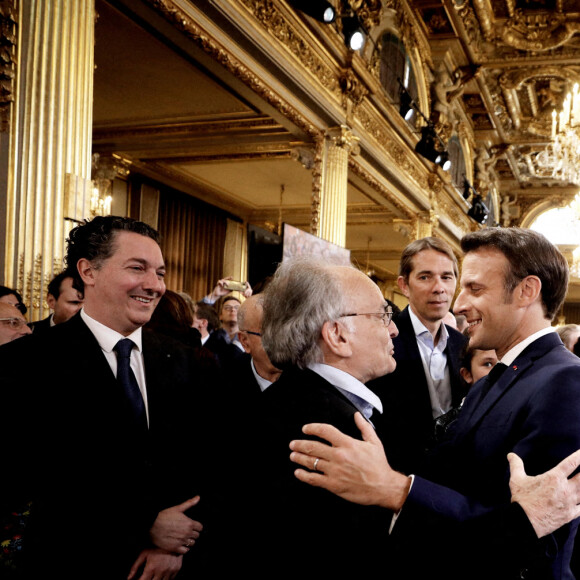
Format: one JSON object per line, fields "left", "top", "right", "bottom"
{"left": 239, "top": 329, "right": 262, "bottom": 337}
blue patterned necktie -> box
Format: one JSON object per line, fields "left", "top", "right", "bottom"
{"left": 114, "top": 338, "right": 147, "bottom": 433}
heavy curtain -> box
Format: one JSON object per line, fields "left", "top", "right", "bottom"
{"left": 157, "top": 188, "right": 227, "bottom": 302}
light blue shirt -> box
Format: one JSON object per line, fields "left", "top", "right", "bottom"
{"left": 308, "top": 363, "right": 383, "bottom": 423}
{"left": 409, "top": 306, "right": 452, "bottom": 418}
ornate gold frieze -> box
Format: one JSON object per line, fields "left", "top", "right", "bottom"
{"left": 348, "top": 158, "right": 416, "bottom": 220}
{"left": 238, "top": 0, "right": 341, "bottom": 97}
{"left": 144, "top": 0, "right": 323, "bottom": 143}
{"left": 355, "top": 104, "right": 430, "bottom": 192}
{"left": 501, "top": 10, "right": 579, "bottom": 52}
{"left": 0, "top": 0, "right": 17, "bottom": 132}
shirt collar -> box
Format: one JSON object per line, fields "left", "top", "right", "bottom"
{"left": 308, "top": 363, "right": 383, "bottom": 416}
{"left": 499, "top": 326, "right": 556, "bottom": 367}
{"left": 250, "top": 358, "right": 273, "bottom": 392}
{"left": 408, "top": 305, "right": 449, "bottom": 350}
{"left": 80, "top": 308, "right": 143, "bottom": 353}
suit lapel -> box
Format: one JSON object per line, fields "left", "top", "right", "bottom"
{"left": 454, "top": 333, "right": 562, "bottom": 438}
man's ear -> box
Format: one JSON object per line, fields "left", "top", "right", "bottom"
{"left": 238, "top": 331, "right": 251, "bottom": 354}
{"left": 321, "top": 320, "right": 352, "bottom": 358}
{"left": 397, "top": 276, "right": 410, "bottom": 299}
{"left": 460, "top": 366, "right": 473, "bottom": 386}
{"left": 77, "top": 258, "right": 96, "bottom": 288}
{"left": 46, "top": 294, "right": 57, "bottom": 310}
{"left": 517, "top": 275, "right": 542, "bottom": 307}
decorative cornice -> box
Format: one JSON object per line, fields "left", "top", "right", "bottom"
{"left": 144, "top": 0, "right": 323, "bottom": 142}
{"left": 238, "top": 0, "right": 341, "bottom": 98}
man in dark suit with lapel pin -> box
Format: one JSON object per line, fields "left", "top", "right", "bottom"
{"left": 368, "top": 236, "right": 467, "bottom": 474}
{"left": 290, "top": 227, "right": 580, "bottom": 579}
{"left": 0, "top": 216, "right": 209, "bottom": 580}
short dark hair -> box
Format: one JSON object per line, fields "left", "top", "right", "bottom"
{"left": 460, "top": 227, "right": 568, "bottom": 320}
{"left": 65, "top": 216, "right": 160, "bottom": 289}
{"left": 47, "top": 271, "right": 77, "bottom": 300}
{"left": 194, "top": 301, "right": 220, "bottom": 333}
{"left": 0, "top": 285, "right": 27, "bottom": 315}
{"left": 399, "top": 237, "right": 458, "bottom": 281}
{"left": 146, "top": 289, "right": 193, "bottom": 340}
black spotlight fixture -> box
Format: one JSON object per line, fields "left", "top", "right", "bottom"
{"left": 462, "top": 178, "right": 472, "bottom": 200}
{"left": 399, "top": 89, "right": 414, "bottom": 121}
{"left": 342, "top": 16, "right": 366, "bottom": 51}
{"left": 288, "top": 0, "right": 336, "bottom": 23}
{"left": 415, "top": 125, "right": 439, "bottom": 163}
{"left": 435, "top": 150, "right": 451, "bottom": 171}
{"left": 468, "top": 194, "right": 490, "bottom": 224}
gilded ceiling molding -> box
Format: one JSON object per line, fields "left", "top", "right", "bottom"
{"left": 345, "top": 0, "right": 384, "bottom": 32}
{"left": 0, "top": 0, "right": 17, "bottom": 132}
{"left": 93, "top": 118, "right": 288, "bottom": 141}
{"left": 144, "top": 0, "right": 323, "bottom": 143}
{"left": 348, "top": 157, "right": 416, "bottom": 220}
{"left": 453, "top": 1, "right": 485, "bottom": 61}
{"left": 238, "top": 0, "right": 341, "bottom": 98}
{"left": 518, "top": 194, "right": 573, "bottom": 229}
{"left": 502, "top": 10, "right": 580, "bottom": 52}
{"left": 499, "top": 67, "right": 580, "bottom": 90}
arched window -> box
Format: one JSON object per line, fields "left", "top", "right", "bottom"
{"left": 447, "top": 136, "right": 466, "bottom": 191}
{"left": 378, "top": 33, "right": 418, "bottom": 126}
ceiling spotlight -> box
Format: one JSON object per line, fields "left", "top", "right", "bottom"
{"left": 435, "top": 150, "right": 451, "bottom": 171}
{"left": 462, "top": 179, "right": 472, "bottom": 200}
{"left": 415, "top": 125, "right": 439, "bottom": 163}
{"left": 399, "top": 90, "right": 414, "bottom": 121}
{"left": 288, "top": 0, "right": 336, "bottom": 23}
{"left": 468, "top": 194, "right": 490, "bottom": 224}
{"left": 342, "top": 16, "right": 366, "bottom": 51}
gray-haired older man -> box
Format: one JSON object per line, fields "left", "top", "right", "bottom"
{"left": 246, "top": 256, "right": 398, "bottom": 577}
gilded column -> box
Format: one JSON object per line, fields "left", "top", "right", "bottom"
{"left": 5, "top": 0, "right": 94, "bottom": 320}
{"left": 318, "top": 125, "right": 359, "bottom": 247}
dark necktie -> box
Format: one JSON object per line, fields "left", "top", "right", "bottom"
{"left": 114, "top": 338, "right": 147, "bottom": 433}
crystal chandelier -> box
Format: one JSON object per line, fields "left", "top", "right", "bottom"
{"left": 536, "top": 84, "right": 580, "bottom": 185}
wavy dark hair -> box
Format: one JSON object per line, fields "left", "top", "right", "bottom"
{"left": 65, "top": 216, "right": 160, "bottom": 290}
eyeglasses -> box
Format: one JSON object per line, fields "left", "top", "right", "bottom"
{"left": 239, "top": 329, "right": 261, "bottom": 337}
{"left": 223, "top": 305, "right": 240, "bottom": 311}
{"left": 339, "top": 305, "right": 393, "bottom": 326}
{"left": 0, "top": 317, "right": 28, "bottom": 329}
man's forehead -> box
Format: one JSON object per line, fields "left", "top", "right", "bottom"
{"left": 0, "top": 304, "right": 23, "bottom": 319}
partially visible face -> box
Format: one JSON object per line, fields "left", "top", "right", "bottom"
{"left": 398, "top": 249, "right": 457, "bottom": 328}
{"left": 564, "top": 329, "right": 580, "bottom": 352}
{"left": 462, "top": 349, "right": 499, "bottom": 385}
{"left": 238, "top": 298, "right": 280, "bottom": 375}
{"left": 80, "top": 231, "right": 166, "bottom": 336}
{"left": 0, "top": 303, "right": 32, "bottom": 345}
{"left": 220, "top": 299, "right": 240, "bottom": 325}
{"left": 454, "top": 248, "right": 521, "bottom": 359}
{"left": 341, "top": 270, "right": 399, "bottom": 383}
{"left": 0, "top": 293, "right": 24, "bottom": 315}
{"left": 48, "top": 277, "right": 84, "bottom": 324}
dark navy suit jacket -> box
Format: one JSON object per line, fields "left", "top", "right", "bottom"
{"left": 393, "top": 332, "right": 580, "bottom": 579}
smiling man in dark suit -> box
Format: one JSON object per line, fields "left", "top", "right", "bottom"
{"left": 290, "top": 227, "right": 580, "bottom": 579}
{"left": 0, "top": 216, "right": 208, "bottom": 580}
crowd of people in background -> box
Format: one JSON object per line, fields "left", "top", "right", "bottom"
{"left": 1, "top": 216, "right": 580, "bottom": 580}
